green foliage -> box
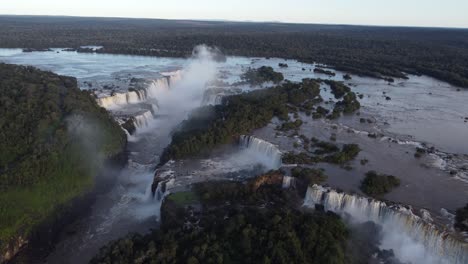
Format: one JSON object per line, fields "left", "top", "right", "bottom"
{"left": 241, "top": 66, "right": 284, "bottom": 85}
{"left": 283, "top": 152, "right": 318, "bottom": 165}
{"left": 360, "top": 171, "right": 401, "bottom": 197}
{"left": 325, "top": 81, "right": 351, "bottom": 99}
{"left": 92, "top": 208, "right": 349, "bottom": 264}
{"left": 283, "top": 143, "right": 360, "bottom": 165}
{"left": 91, "top": 177, "right": 349, "bottom": 264}
{"left": 455, "top": 203, "right": 468, "bottom": 232}
{"left": 167, "top": 191, "right": 199, "bottom": 206}
{"left": 278, "top": 119, "right": 303, "bottom": 131}
{"left": 160, "top": 79, "right": 321, "bottom": 164}
{"left": 311, "top": 139, "right": 340, "bottom": 155}
{"left": 312, "top": 106, "right": 330, "bottom": 119}
{"left": 0, "top": 64, "right": 126, "bottom": 247}
{"left": 338, "top": 92, "right": 361, "bottom": 114}
{"left": 291, "top": 167, "right": 328, "bottom": 185}
{"left": 315, "top": 80, "right": 361, "bottom": 119}
{"left": 324, "top": 144, "right": 361, "bottom": 164}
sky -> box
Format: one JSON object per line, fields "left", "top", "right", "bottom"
{"left": 1, "top": 0, "right": 468, "bottom": 28}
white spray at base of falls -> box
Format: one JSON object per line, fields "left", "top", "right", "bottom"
{"left": 156, "top": 46, "right": 218, "bottom": 115}
{"left": 304, "top": 185, "right": 468, "bottom": 264}
{"left": 239, "top": 135, "right": 282, "bottom": 170}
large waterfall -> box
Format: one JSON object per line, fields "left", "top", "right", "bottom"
{"left": 96, "top": 70, "right": 182, "bottom": 109}
{"left": 239, "top": 135, "right": 282, "bottom": 169}
{"left": 304, "top": 185, "right": 468, "bottom": 264}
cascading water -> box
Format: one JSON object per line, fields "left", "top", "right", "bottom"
{"left": 304, "top": 185, "right": 468, "bottom": 264}
{"left": 146, "top": 78, "right": 170, "bottom": 98}
{"left": 162, "top": 70, "right": 183, "bottom": 86}
{"left": 202, "top": 93, "right": 224, "bottom": 105}
{"left": 239, "top": 135, "right": 282, "bottom": 169}
{"left": 96, "top": 70, "right": 182, "bottom": 109}
{"left": 132, "top": 111, "right": 154, "bottom": 130}
{"left": 282, "top": 175, "right": 295, "bottom": 188}
{"left": 153, "top": 178, "right": 175, "bottom": 202}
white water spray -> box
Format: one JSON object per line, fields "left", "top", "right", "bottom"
{"left": 304, "top": 185, "right": 468, "bottom": 264}
{"left": 239, "top": 135, "right": 282, "bottom": 169}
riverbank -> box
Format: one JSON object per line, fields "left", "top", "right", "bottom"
{"left": 0, "top": 64, "right": 127, "bottom": 263}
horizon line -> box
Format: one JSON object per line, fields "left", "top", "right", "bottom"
{"left": 1, "top": 14, "right": 468, "bottom": 30}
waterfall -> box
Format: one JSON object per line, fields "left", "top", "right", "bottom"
{"left": 152, "top": 169, "right": 176, "bottom": 202}
{"left": 154, "top": 181, "right": 166, "bottom": 202}
{"left": 146, "top": 78, "right": 170, "bottom": 98}
{"left": 96, "top": 70, "right": 182, "bottom": 109}
{"left": 162, "top": 70, "right": 183, "bottom": 86}
{"left": 239, "top": 135, "right": 282, "bottom": 169}
{"left": 304, "top": 185, "right": 468, "bottom": 264}
{"left": 132, "top": 111, "right": 154, "bottom": 130}
{"left": 202, "top": 93, "right": 224, "bottom": 105}
{"left": 282, "top": 176, "right": 295, "bottom": 188}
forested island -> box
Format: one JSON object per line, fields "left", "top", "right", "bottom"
{"left": 0, "top": 16, "right": 468, "bottom": 88}
{"left": 91, "top": 172, "right": 399, "bottom": 264}
{"left": 160, "top": 78, "right": 325, "bottom": 164}
{"left": 0, "top": 63, "right": 127, "bottom": 262}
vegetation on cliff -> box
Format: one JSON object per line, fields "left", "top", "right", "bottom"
{"left": 0, "top": 63, "right": 126, "bottom": 255}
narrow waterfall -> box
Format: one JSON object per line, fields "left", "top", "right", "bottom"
{"left": 304, "top": 185, "right": 468, "bottom": 264}
{"left": 239, "top": 135, "right": 282, "bottom": 169}
{"left": 132, "top": 111, "right": 154, "bottom": 130}
{"left": 282, "top": 176, "right": 295, "bottom": 188}
{"left": 162, "top": 70, "right": 183, "bottom": 86}
{"left": 202, "top": 93, "right": 224, "bottom": 105}
{"left": 146, "top": 78, "right": 170, "bottom": 98}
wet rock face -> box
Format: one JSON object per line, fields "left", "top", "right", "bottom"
{"left": 121, "top": 119, "right": 136, "bottom": 135}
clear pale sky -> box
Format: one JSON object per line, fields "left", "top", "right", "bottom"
{"left": 1, "top": 0, "right": 467, "bottom": 28}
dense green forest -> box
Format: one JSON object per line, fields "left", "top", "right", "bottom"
{"left": 1, "top": 16, "right": 467, "bottom": 88}
{"left": 241, "top": 66, "right": 284, "bottom": 85}
{"left": 160, "top": 78, "right": 325, "bottom": 164}
{"left": 92, "top": 171, "right": 398, "bottom": 264}
{"left": 0, "top": 63, "right": 126, "bottom": 256}
{"left": 91, "top": 173, "right": 350, "bottom": 264}
{"left": 360, "top": 171, "right": 401, "bottom": 197}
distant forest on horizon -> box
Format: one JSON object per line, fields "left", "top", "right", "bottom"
{"left": 1, "top": 15, "right": 468, "bottom": 88}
